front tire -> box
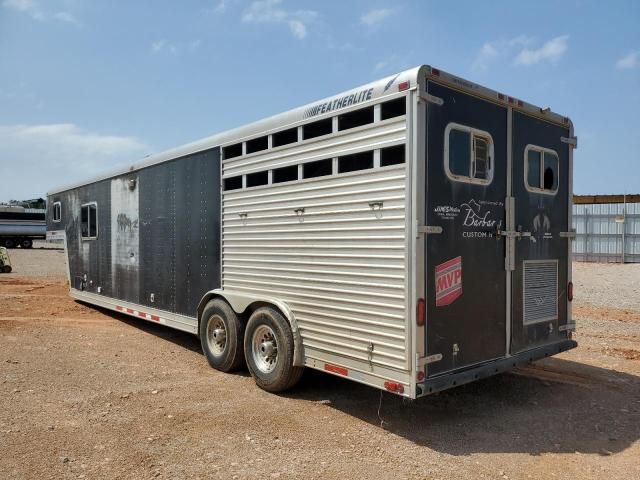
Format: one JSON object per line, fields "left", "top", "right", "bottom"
{"left": 244, "top": 307, "right": 303, "bottom": 393}
{"left": 199, "top": 299, "right": 245, "bottom": 372}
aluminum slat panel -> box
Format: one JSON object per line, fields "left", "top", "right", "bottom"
{"left": 222, "top": 140, "right": 409, "bottom": 371}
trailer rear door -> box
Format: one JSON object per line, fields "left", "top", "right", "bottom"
{"left": 424, "top": 81, "right": 508, "bottom": 376}
{"left": 510, "top": 112, "right": 571, "bottom": 354}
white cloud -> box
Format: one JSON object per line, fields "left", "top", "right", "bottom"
{"left": 471, "top": 35, "right": 532, "bottom": 71}
{"left": 53, "top": 11, "right": 79, "bottom": 25}
{"left": 616, "top": 50, "right": 640, "bottom": 70}
{"left": 514, "top": 35, "right": 569, "bottom": 66}
{"left": 3, "top": 0, "right": 80, "bottom": 24}
{"left": 0, "top": 123, "right": 150, "bottom": 201}
{"left": 287, "top": 19, "right": 306, "bottom": 39}
{"left": 151, "top": 40, "right": 166, "bottom": 53}
{"left": 2, "top": 0, "right": 44, "bottom": 20}
{"left": 242, "top": 0, "right": 317, "bottom": 39}
{"left": 360, "top": 8, "right": 394, "bottom": 26}
{"left": 151, "top": 39, "right": 201, "bottom": 55}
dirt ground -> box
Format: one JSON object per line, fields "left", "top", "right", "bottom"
{"left": 1, "top": 249, "right": 638, "bottom": 480}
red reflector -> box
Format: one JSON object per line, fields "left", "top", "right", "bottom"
{"left": 324, "top": 363, "right": 348, "bottom": 376}
{"left": 126, "top": 308, "right": 134, "bottom": 314}
{"left": 150, "top": 315, "right": 160, "bottom": 322}
{"left": 116, "top": 305, "right": 123, "bottom": 311}
{"left": 398, "top": 80, "right": 410, "bottom": 91}
{"left": 498, "top": 93, "right": 505, "bottom": 100}
{"left": 137, "top": 312, "right": 146, "bottom": 318}
{"left": 508, "top": 96, "right": 515, "bottom": 104}
{"left": 417, "top": 371, "right": 425, "bottom": 382}
{"left": 517, "top": 100, "right": 523, "bottom": 107}
{"left": 567, "top": 282, "right": 573, "bottom": 302}
{"left": 384, "top": 381, "right": 404, "bottom": 394}
{"left": 416, "top": 298, "right": 426, "bottom": 327}
{"left": 431, "top": 68, "right": 440, "bottom": 76}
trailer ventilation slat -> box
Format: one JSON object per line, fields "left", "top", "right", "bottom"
{"left": 523, "top": 260, "right": 558, "bottom": 324}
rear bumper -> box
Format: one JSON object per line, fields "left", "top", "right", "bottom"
{"left": 417, "top": 339, "right": 577, "bottom": 397}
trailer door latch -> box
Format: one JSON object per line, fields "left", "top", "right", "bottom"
{"left": 418, "top": 225, "right": 443, "bottom": 235}
{"left": 559, "top": 230, "right": 576, "bottom": 239}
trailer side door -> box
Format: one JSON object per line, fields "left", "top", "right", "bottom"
{"left": 510, "top": 112, "right": 571, "bottom": 354}
{"left": 425, "top": 81, "right": 508, "bottom": 376}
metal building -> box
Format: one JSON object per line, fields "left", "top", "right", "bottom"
{"left": 573, "top": 194, "right": 640, "bottom": 263}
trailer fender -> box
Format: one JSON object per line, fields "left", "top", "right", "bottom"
{"left": 197, "top": 290, "right": 305, "bottom": 367}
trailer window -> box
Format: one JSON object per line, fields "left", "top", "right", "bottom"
{"left": 223, "top": 143, "right": 243, "bottom": 159}
{"left": 444, "top": 123, "right": 493, "bottom": 185}
{"left": 380, "top": 98, "right": 406, "bottom": 120}
{"left": 273, "top": 165, "right": 298, "bottom": 184}
{"left": 338, "top": 106, "right": 374, "bottom": 131}
{"left": 52, "top": 202, "right": 61, "bottom": 222}
{"left": 246, "top": 171, "right": 268, "bottom": 188}
{"left": 380, "top": 144, "right": 405, "bottom": 167}
{"left": 303, "top": 158, "right": 332, "bottom": 179}
{"left": 246, "top": 136, "right": 268, "bottom": 154}
{"left": 272, "top": 127, "right": 298, "bottom": 147}
{"left": 525, "top": 145, "right": 558, "bottom": 194}
{"left": 303, "top": 118, "right": 332, "bottom": 140}
{"left": 224, "top": 176, "right": 242, "bottom": 191}
{"left": 81, "top": 203, "right": 97, "bottom": 239}
{"left": 338, "top": 151, "right": 373, "bottom": 173}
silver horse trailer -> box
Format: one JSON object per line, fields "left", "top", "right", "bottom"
{"left": 47, "top": 65, "right": 577, "bottom": 398}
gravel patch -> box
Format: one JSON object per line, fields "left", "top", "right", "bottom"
{"left": 572, "top": 261, "right": 640, "bottom": 311}
{"left": 2, "top": 241, "right": 66, "bottom": 278}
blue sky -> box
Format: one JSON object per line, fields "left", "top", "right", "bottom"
{"left": 1, "top": 0, "right": 639, "bottom": 201}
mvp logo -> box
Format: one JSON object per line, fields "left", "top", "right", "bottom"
{"left": 435, "top": 256, "right": 463, "bottom": 307}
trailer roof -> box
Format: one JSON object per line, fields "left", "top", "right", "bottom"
{"left": 48, "top": 65, "right": 571, "bottom": 195}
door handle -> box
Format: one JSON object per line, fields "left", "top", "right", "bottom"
{"left": 496, "top": 229, "right": 531, "bottom": 238}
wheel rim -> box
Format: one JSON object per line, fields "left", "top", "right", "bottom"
{"left": 251, "top": 324, "right": 278, "bottom": 374}
{"left": 206, "top": 315, "right": 227, "bottom": 357}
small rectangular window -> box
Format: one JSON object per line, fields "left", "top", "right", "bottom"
{"left": 52, "top": 202, "right": 61, "bottom": 222}
{"left": 303, "top": 158, "right": 332, "bottom": 179}
{"left": 380, "top": 98, "right": 406, "bottom": 120}
{"left": 273, "top": 165, "right": 298, "bottom": 184}
{"left": 224, "top": 176, "right": 242, "bottom": 191}
{"left": 223, "top": 143, "right": 243, "bottom": 159}
{"left": 445, "top": 123, "right": 493, "bottom": 185}
{"left": 81, "top": 203, "right": 97, "bottom": 239}
{"left": 272, "top": 128, "right": 298, "bottom": 147}
{"left": 246, "top": 136, "right": 268, "bottom": 154}
{"left": 303, "top": 118, "right": 332, "bottom": 140}
{"left": 380, "top": 145, "right": 405, "bottom": 167}
{"left": 246, "top": 171, "right": 268, "bottom": 187}
{"left": 338, "top": 151, "right": 373, "bottom": 174}
{"left": 338, "top": 106, "right": 374, "bottom": 131}
{"left": 525, "top": 146, "right": 558, "bottom": 194}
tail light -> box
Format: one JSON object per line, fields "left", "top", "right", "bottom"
{"left": 383, "top": 381, "right": 404, "bottom": 394}
{"left": 567, "top": 282, "right": 573, "bottom": 302}
{"left": 398, "top": 80, "right": 410, "bottom": 91}
{"left": 416, "top": 298, "right": 425, "bottom": 326}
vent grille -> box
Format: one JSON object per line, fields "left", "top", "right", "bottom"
{"left": 523, "top": 260, "right": 558, "bottom": 324}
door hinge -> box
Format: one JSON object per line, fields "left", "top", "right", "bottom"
{"left": 419, "top": 93, "right": 444, "bottom": 106}
{"left": 559, "top": 323, "right": 576, "bottom": 332}
{"left": 418, "top": 225, "right": 443, "bottom": 235}
{"left": 561, "top": 136, "right": 578, "bottom": 148}
{"left": 559, "top": 230, "right": 576, "bottom": 239}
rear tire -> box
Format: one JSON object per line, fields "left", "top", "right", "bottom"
{"left": 21, "top": 239, "right": 33, "bottom": 249}
{"left": 244, "top": 307, "right": 303, "bottom": 393}
{"left": 199, "top": 299, "right": 245, "bottom": 372}
{"left": 4, "top": 239, "right": 15, "bottom": 249}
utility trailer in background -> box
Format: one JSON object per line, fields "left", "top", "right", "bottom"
{"left": 47, "top": 65, "right": 577, "bottom": 398}
{"left": 0, "top": 206, "right": 46, "bottom": 248}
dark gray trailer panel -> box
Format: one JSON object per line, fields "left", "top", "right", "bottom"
{"left": 47, "top": 147, "right": 221, "bottom": 318}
